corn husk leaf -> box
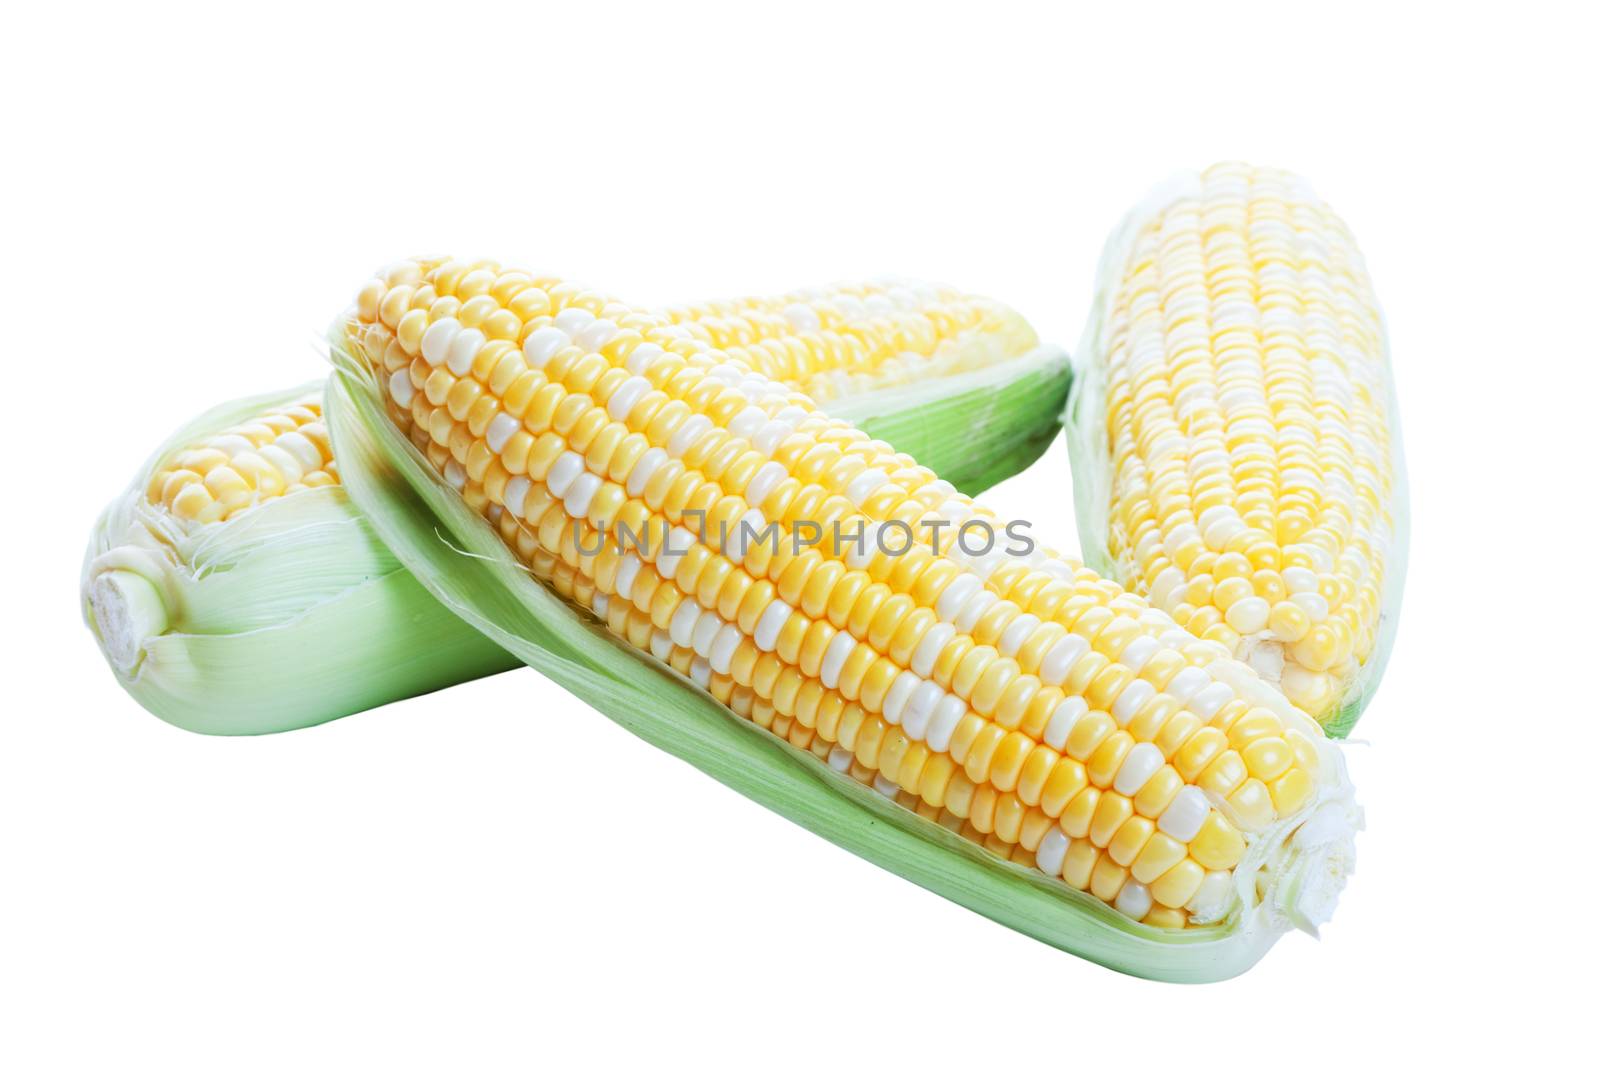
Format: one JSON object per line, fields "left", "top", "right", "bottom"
{"left": 838, "top": 344, "right": 1071, "bottom": 496}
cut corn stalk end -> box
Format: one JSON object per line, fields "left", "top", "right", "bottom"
{"left": 84, "top": 567, "right": 169, "bottom": 675}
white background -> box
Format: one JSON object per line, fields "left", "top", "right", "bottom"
{"left": 4, "top": 1, "right": 1597, "bottom": 1062}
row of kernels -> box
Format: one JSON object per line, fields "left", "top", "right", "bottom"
{"left": 661, "top": 282, "right": 1032, "bottom": 389}
{"left": 145, "top": 402, "right": 336, "bottom": 523}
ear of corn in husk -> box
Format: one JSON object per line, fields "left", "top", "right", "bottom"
{"left": 1065, "top": 164, "right": 1406, "bottom": 735}
{"left": 323, "top": 257, "right": 1359, "bottom": 981}
{"left": 81, "top": 383, "right": 521, "bottom": 735}
{"left": 85, "top": 280, "right": 1070, "bottom": 735}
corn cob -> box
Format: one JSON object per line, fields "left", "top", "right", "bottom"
{"left": 325, "top": 257, "right": 1358, "bottom": 976}
{"left": 85, "top": 280, "right": 1069, "bottom": 734}
{"left": 1066, "top": 163, "right": 1406, "bottom": 734}
{"left": 662, "top": 279, "right": 1033, "bottom": 402}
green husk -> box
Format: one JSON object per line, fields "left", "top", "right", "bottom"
{"left": 81, "top": 383, "right": 520, "bottom": 735}
{"left": 325, "top": 331, "right": 1356, "bottom": 982}
{"left": 836, "top": 344, "right": 1072, "bottom": 496}
{"left": 84, "top": 348, "right": 1070, "bottom": 736}
{"left": 1063, "top": 172, "right": 1409, "bottom": 737}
